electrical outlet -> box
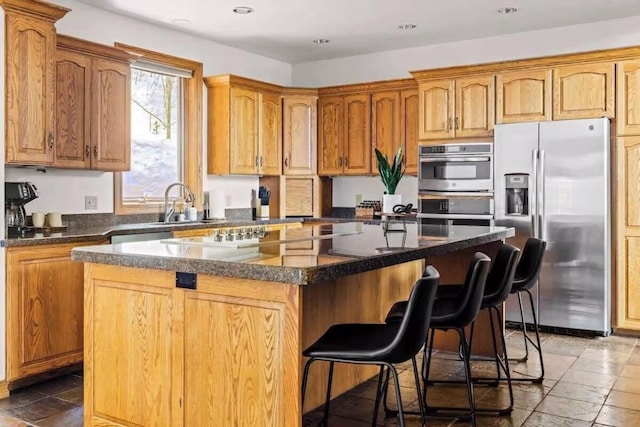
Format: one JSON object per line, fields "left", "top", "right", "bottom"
{"left": 85, "top": 195, "right": 98, "bottom": 210}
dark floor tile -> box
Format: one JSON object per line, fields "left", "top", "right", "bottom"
{"left": 35, "top": 406, "right": 83, "bottom": 427}
{"left": 0, "top": 413, "right": 35, "bottom": 427}
{"left": 450, "top": 407, "right": 531, "bottom": 426}
{"left": 4, "top": 397, "right": 77, "bottom": 423}
{"left": 54, "top": 387, "right": 83, "bottom": 405}
{"left": 0, "top": 390, "right": 46, "bottom": 411}
{"left": 28, "top": 376, "right": 83, "bottom": 396}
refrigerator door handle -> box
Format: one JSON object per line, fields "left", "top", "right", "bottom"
{"left": 532, "top": 149, "right": 539, "bottom": 238}
{"left": 539, "top": 149, "right": 546, "bottom": 240}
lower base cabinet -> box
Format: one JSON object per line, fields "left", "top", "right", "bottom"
{"left": 6, "top": 241, "right": 105, "bottom": 382}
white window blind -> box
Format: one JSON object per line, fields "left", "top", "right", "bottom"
{"left": 132, "top": 60, "right": 193, "bottom": 78}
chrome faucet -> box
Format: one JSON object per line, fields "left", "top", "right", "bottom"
{"left": 163, "top": 182, "right": 196, "bottom": 222}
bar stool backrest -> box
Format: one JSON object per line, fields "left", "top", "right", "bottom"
{"left": 483, "top": 244, "right": 520, "bottom": 305}
{"left": 512, "top": 238, "right": 547, "bottom": 292}
{"left": 450, "top": 252, "right": 491, "bottom": 328}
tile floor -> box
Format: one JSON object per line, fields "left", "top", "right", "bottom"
{"left": 0, "top": 330, "right": 638, "bottom": 426}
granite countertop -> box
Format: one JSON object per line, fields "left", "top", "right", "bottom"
{"left": 2, "top": 218, "right": 315, "bottom": 247}
{"left": 71, "top": 222, "right": 515, "bottom": 285}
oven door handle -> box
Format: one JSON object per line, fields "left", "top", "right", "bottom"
{"left": 417, "top": 213, "right": 494, "bottom": 220}
{"left": 419, "top": 156, "right": 491, "bottom": 163}
{"left": 419, "top": 191, "right": 494, "bottom": 197}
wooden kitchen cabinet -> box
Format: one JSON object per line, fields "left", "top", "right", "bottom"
{"left": 401, "top": 88, "right": 419, "bottom": 175}
{"left": 496, "top": 69, "right": 552, "bottom": 123}
{"left": 615, "top": 136, "right": 640, "bottom": 331}
{"left": 617, "top": 60, "right": 640, "bottom": 136}
{"left": 5, "top": 241, "right": 105, "bottom": 382}
{"left": 205, "top": 75, "right": 283, "bottom": 175}
{"left": 55, "top": 35, "right": 134, "bottom": 171}
{"left": 318, "top": 94, "right": 370, "bottom": 176}
{"left": 4, "top": 1, "right": 69, "bottom": 165}
{"left": 553, "top": 63, "right": 615, "bottom": 120}
{"left": 418, "top": 76, "right": 493, "bottom": 140}
{"left": 283, "top": 96, "right": 317, "bottom": 175}
{"left": 372, "top": 91, "right": 401, "bottom": 170}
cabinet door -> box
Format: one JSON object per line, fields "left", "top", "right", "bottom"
{"left": 6, "top": 242, "right": 99, "bottom": 381}
{"left": 54, "top": 49, "right": 92, "bottom": 169}
{"left": 496, "top": 70, "right": 552, "bottom": 123}
{"left": 418, "top": 80, "right": 455, "bottom": 140}
{"left": 455, "top": 75, "right": 495, "bottom": 138}
{"left": 229, "top": 87, "right": 259, "bottom": 174}
{"left": 343, "top": 94, "right": 371, "bottom": 175}
{"left": 283, "top": 97, "right": 317, "bottom": 175}
{"left": 318, "top": 96, "right": 344, "bottom": 176}
{"left": 5, "top": 14, "right": 56, "bottom": 165}
{"left": 616, "top": 137, "right": 640, "bottom": 330}
{"left": 553, "top": 63, "right": 615, "bottom": 120}
{"left": 372, "top": 91, "right": 401, "bottom": 174}
{"left": 259, "top": 92, "right": 282, "bottom": 175}
{"left": 617, "top": 60, "right": 640, "bottom": 136}
{"left": 400, "top": 89, "right": 419, "bottom": 175}
{"left": 91, "top": 59, "right": 131, "bottom": 171}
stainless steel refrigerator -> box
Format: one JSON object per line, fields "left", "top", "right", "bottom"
{"left": 494, "top": 118, "right": 611, "bottom": 335}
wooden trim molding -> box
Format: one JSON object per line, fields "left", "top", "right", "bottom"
{"left": 57, "top": 34, "right": 137, "bottom": 62}
{"left": 0, "top": 381, "right": 8, "bottom": 400}
{"left": 411, "top": 45, "right": 640, "bottom": 81}
{"left": 113, "top": 43, "right": 204, "bottom": 213}
{"left": 204, "top": 74, "right": 283, "bottom": 94}
{"left": 0, "top": 0, "right": 69, "bottom": 21}
{"left": 317, "top": 78, "right": 417, "bottom": 96}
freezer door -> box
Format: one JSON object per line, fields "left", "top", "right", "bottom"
{"left": 494, "top": 122, "right": 539, "bottom": 324}
{"left": 538, "top": 118, "right": 611, "bottom": 333}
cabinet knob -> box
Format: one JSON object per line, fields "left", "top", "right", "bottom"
{"left": 344, "top": 157, "right": 348, "bottom": 167}
{"left": 259, "top": 156, "right": 263, "bottom": 167}
{"left": 284, "top": 157, "right": 288, "bottom": 168}
{"left": 255, "top": 155, "right": 259, "bottom": 167}
{"left": 455, "top": 117, "right": 460, "bottom": 130}
{"left": 48, "top": 132, "right": 54, "bottom": 150}
{"left": 85, "top": 145, "right": 90, "bottom": 157}
{"left": 338, "top": 157, "right": 343, "bottom": 167}
{"left": 93, "top": 146, "right": 98, "bottom": 158}
{"left": 447, "top": 118, "right": 452, "bottom": 131}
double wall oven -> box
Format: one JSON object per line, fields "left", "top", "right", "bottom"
{"left": 418, "top": 142, "right": 494, "bottom": 233}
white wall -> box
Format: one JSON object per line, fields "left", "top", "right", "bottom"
{"left": 295, "top": 14, "right": 640, "bottom": 206}
{"left": 293, "top": 14, "right": 640, "bottom": 87}
{"left": 5, "top": 0, "right": 293, "bottom": 214}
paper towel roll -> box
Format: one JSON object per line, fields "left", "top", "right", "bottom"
{"left": 210, "top": 190, "right": 226, "bottom": 219}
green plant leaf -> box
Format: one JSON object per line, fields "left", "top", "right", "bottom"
{"left": 374, "top": 146, "right": 404, "bottom": 194}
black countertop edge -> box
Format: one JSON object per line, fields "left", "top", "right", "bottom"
{"left": 71, "top": 227, "right": 514, "bottom": 286}
{"left": 2, "top": 217, "right": 411, "bottom": 247}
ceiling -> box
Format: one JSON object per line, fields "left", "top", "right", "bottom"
{"left": 76, "top": 0, "right": 640, "bottom": 63}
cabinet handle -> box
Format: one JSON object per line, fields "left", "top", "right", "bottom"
{"left": 284, "top": 157, "right": 288, "bottom": 168}
{"left": 48, "top": 132, "right": 54, "bottom": 151}
{"left": 93, "top": 146, "right": 98, "bottom": 158}
{"left": 344, "top": 157, "right": 348, "bottom": 167}
{"left": 447, "top": 118, "right": 452, "bottom": 131}
{"left": 455, "top": 117, "right": 460, "bottom": 130}
{"left": 338, "top": 157, "right": 343, "bottom": 167}
{"left": 259, "top": 156, "right": 263, "bottom": 167}
{"left": 85, "top": 145, "right": 90, "bottom": 157}
{"left": 255, "top": 155, "right": 259, "bottom": 167}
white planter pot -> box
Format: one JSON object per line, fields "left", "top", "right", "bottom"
{"left": 382, "top": 194, "right": 402, "bottom": 214}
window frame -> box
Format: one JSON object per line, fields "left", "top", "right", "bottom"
{"left": 113, "top": 43, "right": 203, "bottom": 215}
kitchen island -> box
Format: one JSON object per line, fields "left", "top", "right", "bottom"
{"left": 72, "top": 222, "right": 513, "bottom": 427}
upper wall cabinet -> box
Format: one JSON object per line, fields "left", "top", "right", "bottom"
{"left": 553, "top": 63, "right": 615, "bottom": 120}
{"left": 55, "top": 36, "right": 134, "bottom": 171}
{"left": 418, "top": 76, "right": 494, "bottom": 140}
{"left": 372, "top": 91, "right": 401, "bottom": 169}
{"left": 4, "top": 0, "right": 69, "bottom": 165}
{"left": 496, "top": 70, "right": 552, "bottom": 123}
{"left": 617, "top": 60, "right": 640, "bottom": 136}
{"left": 400, "top": 89, "right": 419, "bottom": 175}
{"left": 317, "top": 94, "right": 371, "bottom": 176}
{"left": 205, "top": 75, "right": 283, "bottom": 176}
{"left": 283, "top": 95, "right": 317, "bottom": 175}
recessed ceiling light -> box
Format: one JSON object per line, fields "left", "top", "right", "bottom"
{"left": 233, "top": 6, "right": 254, "bottom": 14}
{"left": 497, "top": 7, "right": 518, "bottom": 14}
{"left": 313, "top": 39, "right": 330, "bottom": 44}
{"left": 398, "top": 24, "right": 417, "bottom": 30}
{"left": 170, "top": 18, "right": 191, "bottom": 25}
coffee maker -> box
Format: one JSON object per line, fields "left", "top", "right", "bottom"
{"left": 5, "top": 182, "right": 38, "bottom": 237}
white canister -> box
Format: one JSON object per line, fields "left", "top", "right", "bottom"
{"left": 187, "top": 206, "right": 198, "bottom": 221}
{"left": 46, "top": 212, "right": 63, "bottom": 227}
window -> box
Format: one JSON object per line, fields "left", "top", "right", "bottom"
{"left": 114, "top": 44, "right": 203, "bottom": 214}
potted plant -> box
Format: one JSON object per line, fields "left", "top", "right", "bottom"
{"left": 375, "top": 146, "right": 405, "bottom": 214}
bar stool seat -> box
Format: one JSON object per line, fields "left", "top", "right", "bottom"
{"left": 301, "top": 266, "right": 440, "bottom": 427}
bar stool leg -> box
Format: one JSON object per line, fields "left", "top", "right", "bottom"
{"left": 526, "top": 289, "right": 545, "bottom": 382}
{"left": 512, "top": 292, "right": 530, "bottom": 362}
{"left": 371, "top": 365, "right": 386, "bottom": 427}
{"left": 322, "top": 361, "right": 335, "bottom": 426}
{"left": 411, "top": 357, "right": 427, "bottom": 426}
{"left": 493, "top": 305, "right": 515, "bottom": 415}
{"left": 301, "top": 357, "right": 315, "bottom": 412}
{"left": 388, "top": 364, "right": 406, "bottom": 427}
{"left": 458, "top": 328, "right": 477, "bottom": 427}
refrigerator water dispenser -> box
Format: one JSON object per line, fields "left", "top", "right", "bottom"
{"left": 505, "top": 174, "right": 528, "bottom": 215}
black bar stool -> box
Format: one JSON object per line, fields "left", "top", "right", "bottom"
{"left": 508, "top": 237, "right": 547, "bottom": 383}
{"left": 385, "top": 253, "right": 491, "bottom": 427}
{"left": 301, "top": 266, "right": 440, "bottom": 427}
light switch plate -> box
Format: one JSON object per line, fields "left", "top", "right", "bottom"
{"left": 85, "top": 195, "right": 98, "bottom": 210}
